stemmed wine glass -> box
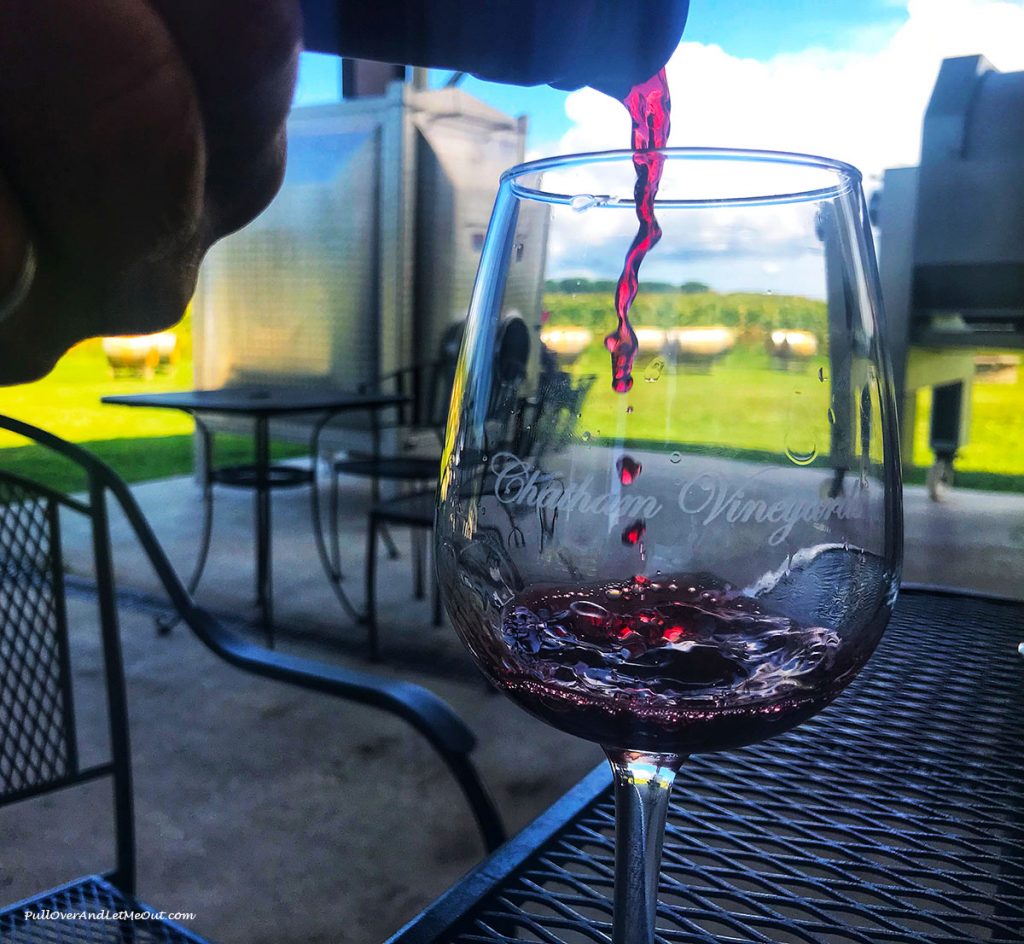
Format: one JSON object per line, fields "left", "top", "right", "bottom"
{"left": 435, "top": 148, "right": 902, "bottom": 944}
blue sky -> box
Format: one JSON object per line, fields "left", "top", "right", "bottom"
{"left": 291, "top": 0, "right": 1024, "bottom": 293}
{"left": 294, "top": 0, "right": 912, "bottom": 148}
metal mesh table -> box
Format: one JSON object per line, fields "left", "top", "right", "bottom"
{"left": 390, "top": 588, "right": 1024, "bottom": 944}
{"left": 102, "top": 387, "right": 407, "bottom": 643}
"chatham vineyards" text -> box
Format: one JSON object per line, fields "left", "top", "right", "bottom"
{"left": 490, "top": 454, "right": 864, "bottom": 545}
{"left": 678, "top": 471, "right": 864, "bottom": 545}
{"left": 492, "top": 453, "right": 663, "bottom": 520}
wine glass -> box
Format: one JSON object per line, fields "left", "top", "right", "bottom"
{"left": 435, "top": 148, "right": 902, "bottom": 944}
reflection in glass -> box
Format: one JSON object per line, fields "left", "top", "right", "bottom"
{"left": 436, "top": 149, "right": 902, "bottom": 944}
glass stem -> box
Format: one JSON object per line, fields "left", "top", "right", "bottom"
{"left": 605, "top": 750, "right": 684, "bottom": 944}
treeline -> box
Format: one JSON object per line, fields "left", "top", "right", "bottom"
{"left": 545, "top": 278, "right": 711, "bottom": 295}
{"left": 543, "top": 291, "right": 828, "bottom": 334}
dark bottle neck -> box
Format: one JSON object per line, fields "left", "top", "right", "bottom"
{"left": 299, "top": 0, "right": 688, "bottom": 99}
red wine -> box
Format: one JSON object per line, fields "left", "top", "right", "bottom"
{"left": 606, "top": 68, "right": 672, "bottom": 393}
{"left": 480, "top": 559, "right": 888, "bottom": 755}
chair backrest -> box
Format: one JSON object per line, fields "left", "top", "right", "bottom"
{"left": 488, "top": 317, "right": 531, "bottom": 420}
{"left": 419, "top": 316, "right": 531, "bottom": 440}
{"left": 424, "top": 320, "right": 467, "bottom": 432}
{"left": 0, "top": 436, "right": 135, "bottom": 893}
{"left": 0, "top": 416, "right": 508, "bottom": 884}
{"left": 518, "top": 370, "right": 597, "bottom": 461}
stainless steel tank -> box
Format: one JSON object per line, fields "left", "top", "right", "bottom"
{"left": 192, "top": 82, "right": 544, "bottom": 448}
{"left": 876, "top": 54, "right": 1024, "bottom": 495}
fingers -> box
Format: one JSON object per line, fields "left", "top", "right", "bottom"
{"left": 0, "top": 174, "right": 31, "bottom": 305}
{"left": 0, "top": 1, "right": 206, "bottom": 275}
{"left": 0, "top": 0, "right": 301, "bottom": 383}
{"left": 147, "top": 0, "right": 302, "bottom": 237}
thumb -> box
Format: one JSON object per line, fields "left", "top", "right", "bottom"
{"left": 0, "top": 173, "right": 33, "bottom": 311}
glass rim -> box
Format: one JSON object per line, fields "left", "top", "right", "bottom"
{"left": 502, "top": 146, "right": 863, "bottom": 209}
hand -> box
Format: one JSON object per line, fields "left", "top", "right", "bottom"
{"left": 0, "top": 0, "right": 301, "bottom": 384}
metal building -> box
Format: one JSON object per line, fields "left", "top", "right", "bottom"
{"left": 192, "top": 81, "right": 546, "bottom": 448}
{"left": 876, "top": 54, "right": 1024, "bottom": 494}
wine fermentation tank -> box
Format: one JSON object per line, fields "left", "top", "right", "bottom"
{"left": 192, "top": 81, "right": 548, "bottom": 452}
{"left": 875, "top": 55, "right": 1024, "bottom": 496}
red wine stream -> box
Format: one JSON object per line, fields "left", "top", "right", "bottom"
{"left": 606, "top": 68, "right": 672, "bottom": 393}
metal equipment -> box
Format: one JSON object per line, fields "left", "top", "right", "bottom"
{"left": 876, "top": 54, "right": 1024, "bottom": 497}
{"left": 192, "top": 81, "right": 547, "bottom": 452}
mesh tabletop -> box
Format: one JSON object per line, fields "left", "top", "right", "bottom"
{"left": 390, "top": 589, "right": 1024, "bottom": 944}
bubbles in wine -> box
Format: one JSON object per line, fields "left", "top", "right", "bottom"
{"left": 473, "top": 548, "right": 894, "bottom": 752}
{"left": 501, "top": 574, "right": 840, "bottom": 710}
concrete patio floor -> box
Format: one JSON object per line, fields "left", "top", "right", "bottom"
{"left": 4, "top": 467, "right": 1022, "bottom": 943}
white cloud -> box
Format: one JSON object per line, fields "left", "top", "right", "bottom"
{"left": 527, "top": 0, "right": 1024, "bottom": 292}
{"left": 536, "top": 0, "right": 1024, "bottom": 186}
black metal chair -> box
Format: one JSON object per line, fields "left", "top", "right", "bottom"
{"left": 330, "top": 318, "right": 531, "bottom": 627}
{"left": 363, "top": 369, "right": 598, "bottom": 661}
{"left": 0, "top": 415, "right": 505, "bottom": 943}
{"left": 330, "top": 317, "right": 531, "bottom": 494}
{"left": 365, "top": 490, "right": 440, "bottom": 662}
{"left": 328, "top": 323, "right": 465, "bottom": 549}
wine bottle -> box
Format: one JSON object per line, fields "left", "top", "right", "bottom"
{"left": 299, "top": 0, "right": 689, "bottom": 99}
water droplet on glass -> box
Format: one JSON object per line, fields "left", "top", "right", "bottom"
{"left": 581, "top": 431, "right": 592, "bottom": 442}
{"left": 669, "top": 452, "right": 682, "bottom": 464}
{"left": 818, "top": 367, "right": 827, "bottom": 382}
{"left": 625, "top": 405, "right": 634, "bottom": 414}
{"left": 643, "top": 358, "right": 665, "bottom": 382}
{"left": 827, "top": 408, "right": 837, "bottom": 424}
{"left": 616, "top": 455, "right": 642, "bottom": 485}
{"left": 621, "top": 519, "right": 646, "bottom": 547}
{"left": 570, "top": 194, "right": 599, "bottom": 212}
{"left": 785, "top": 443, "right": 818, "bottom": 466}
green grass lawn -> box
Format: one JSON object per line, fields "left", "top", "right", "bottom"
{"left": 564, "top": 343, "right": 1024, "bottom": 491}
{"left": 576, "top": 345, "right": 835, "bottom": 457}
{"left": 0, "top": 335, "right": 197, "bottom": 447}
{"left": 0, "top": 324, "right": 302, "bottom": 493}
{"left": 543, "top": 290, "right": 1024, "bottom": 491}
{"left": 1, "top": 291, "right": 1021, "bottom": 493}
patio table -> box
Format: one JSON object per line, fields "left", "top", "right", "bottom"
{"left": 102, "top": 386, "right": 407, "bottom": 644}
{"left": 388, "top": 586, "right": 1024, "bottom": 944}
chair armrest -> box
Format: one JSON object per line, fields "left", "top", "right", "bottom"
{"left": 0, "top": 414, "right": 506, "bottom": 851}
{"left": 183, "top": 609, "right": 505, "bottom": 851}
{"left": 99, "top": 458, "right": 505, "bottom": 851}
{"left": 196, "top": 610, "right": 474, "bottom": 755}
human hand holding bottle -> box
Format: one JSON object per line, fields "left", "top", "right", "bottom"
{"left": 0, "top": 0, "right": 302, "bottom": 384}
{"left": 0, "top": 0, "right": 687, "bottom": 385}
